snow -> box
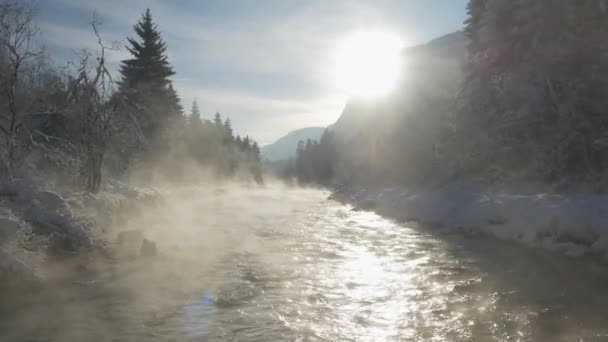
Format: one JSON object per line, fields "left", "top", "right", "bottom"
{"left": 334, "top": 185, "right": 608, "bottom": 261}
{"left": 0, "top": 177, "right": 164, "bottom": 281}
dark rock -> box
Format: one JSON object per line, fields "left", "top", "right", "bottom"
{"left": 35, "top": 191, "right": 69, "bottom": 213}
{"left": 23, "top": 207, "right": 93, "bottom": 250}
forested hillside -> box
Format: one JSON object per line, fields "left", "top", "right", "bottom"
{"left": 294, "top": 0, "right": 608, "bottom": 189}
{"left": 261, "top": 127, "right": 324, "bottom": 162}
{"left": 0, "top": 3, "right": 263, "bottom": 191}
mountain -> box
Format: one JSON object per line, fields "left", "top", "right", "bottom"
{"left": 331, "top": 31, "right": 467, "bottom": 141}
{"left": 261, "top": 127, "right": 325, "bottom": 161}
{"left": 324, "top": 31, "right": 468, "bottom": 184}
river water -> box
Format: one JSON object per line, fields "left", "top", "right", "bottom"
{"left": 3, "top": 186, "right": 608, "bottom": 341}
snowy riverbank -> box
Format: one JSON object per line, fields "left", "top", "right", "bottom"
{"left": 331, "top": 184, "right": 608, "bottom": 261}
{"left": 0, "top": 178, "right": 160, "bottom": 282}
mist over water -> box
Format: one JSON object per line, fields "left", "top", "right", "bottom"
{"left": 2, "top": 184, "right": 608, "bottom": 341}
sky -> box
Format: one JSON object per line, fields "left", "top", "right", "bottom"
{"left": 37, "top": 0, "right": 467, "bottom": 145}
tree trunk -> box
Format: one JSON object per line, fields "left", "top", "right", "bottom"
{"left": 84, "top": 150, "right": 104, "bottom": 193}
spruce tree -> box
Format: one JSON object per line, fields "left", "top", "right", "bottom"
{"left": 223, "top": 118, "right": 234, "bottom": 144}
{"left": 119, "top": 9, "right": 174, "bottom": 91}
{"left": 119, "top": 8, "right": 180, "bottom": 143}
{"left": 189, "top": 100, "right": 202, "bottom": 126}
{"left": 251, "top": 141, "right": 261, "bottom": 162}
{"left": 463, "top": 0, "right": 486, "bottom": 52}
{"left": 242, "top": 136, "right": 251, "bottom": 152}
{"left": 213, "top": 112, "right": 222, "bottom": 127}
{"left": 167, "top": 84, "right": 184, "bottom": 117}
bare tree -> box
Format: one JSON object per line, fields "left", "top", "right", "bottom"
{"left": 0, "top": 0, "right": 39, "bottom": 178}
{"left": 64, "top": 17, "right": 119, "bottom": 192}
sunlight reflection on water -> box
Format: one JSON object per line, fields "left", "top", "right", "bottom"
{"left": 4, "top": 187, "right": 608, "bottom": 341}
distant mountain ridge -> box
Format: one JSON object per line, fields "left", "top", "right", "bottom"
{"left": 261, "top": 127, "right": 325, "bottom": 161}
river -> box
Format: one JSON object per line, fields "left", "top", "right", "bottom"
{"left": 2, "top": 186, "right": 608, "bottom": 341}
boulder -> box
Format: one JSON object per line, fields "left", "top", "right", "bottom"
{"left": 35, "top": 191, "right": 70, "bottom": 213}
{"left": 23, "top": 207, "right": 93, "bottom": 250}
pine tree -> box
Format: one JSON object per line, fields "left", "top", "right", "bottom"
{"left": 118, "top": 8, "right": 180, "bottom": 143}
{"left": 463, "top": 0, "right": 487, "bottom": 52}
{"left": 251, "top": 141, "right": 261, "bottom": 162}
{"left": 119, "top": 9, "right": 174, "bottom": 91}
{"left": 457, "top": 0, "right": 608, "bottom": 181}
{"left": 213, "top": 112, "right": 222, "bottom": 127}
{"left": 242, "top": 136, "right": 251, "bottom": 151}
{"left": 188, "top": 100, "right": 203, "bottom": 121}
{"left": 223, "top": 118, "right": 234, "bottom": 144}
{"left": 188, "top": 100, "right": 203, "bottom": 135}
{"left": 167, "top": 83, "right": 184, "bottom": 117}
{"left": 295, "top": 140, "right": 305, "bottom": 181}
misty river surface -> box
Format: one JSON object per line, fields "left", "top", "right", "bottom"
{"left": 3, "top": 186, "right": 608, "bottom": 341}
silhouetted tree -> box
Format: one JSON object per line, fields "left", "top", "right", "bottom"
{"left": 0, "top": 0, "right": 40, "bottom": 178}
{"left": 223, "top": 118, "right": 234, "bottom": 144}
{"left": 241, "top": 136, "right": 250, "bottom": 152}
{"left": 213, "top": 112, "right": 222, "bottom": 127}
{"left": 251, "top": 141, "right": 261, "bottom": 162}
{"left": 189, "top": 99, "right": 202, "bottom": 128}
{"left": 119, "top": 9, "right": 174, "bottom": 91}
{"left": 118, "top": 8, "right": 179, "bottom": 144}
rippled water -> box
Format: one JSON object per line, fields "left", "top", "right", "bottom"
{"left": 3, "top": 186, "right": 608, "bottom": 341}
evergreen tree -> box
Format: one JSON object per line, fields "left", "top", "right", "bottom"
{"left": 305, "top": 138, "right": 313, "bottom": 152}
{"left": 118, "top": 8, "right": 180, "bottom": 143}
{"left": 223, "top": 118, "right": 234, "bottom": 144}
{"left": 457, "top": 0, "right": 608, "bottom": 181}
{"left": 242, "top": 136, "right": 251, "bottom": 152}
{"left": 167, "top": 83, "right": 184, "bottom": 117}
{"left": 119, "top": 9, "right": 174, "bottom": 91}
{"left": 189, "top": 99, "right": 202, "bottom": 128}
{"left": 251, "top": 141, "right": 261, "bottom": 162}
{"left": 213, "top": 112, "right": 222, "bottom": 127}
{"left": 463, "top": 0, "right": 487, "bottom": 57}
{"left": 295, "top": 140, "right": 305, "bottom": 181}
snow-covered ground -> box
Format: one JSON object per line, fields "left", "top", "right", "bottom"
{"left": 0, "top": 178, "right": 160, "bottom": 280}
{"left": 332, "top": 184, "right": 608, "bottom": 261}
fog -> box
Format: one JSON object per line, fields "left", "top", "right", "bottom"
{"left": 0, "top": 180, "right": 327, "bottom": 340}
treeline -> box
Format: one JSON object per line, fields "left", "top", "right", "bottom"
{"left": 0, "top": 2, "right": 263, "bottom": 192}
{"left": 456, "top": 0, "right": 608, "bottom": 183}
{"left": 286, "top": 129, "right": 336, "bottom": 184}
{"left": 293, "top": 0, "right": 608, "bottom": 189}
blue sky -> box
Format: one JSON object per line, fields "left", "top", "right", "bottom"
{"left": 37, "top": 0, "right": 467, "bottom": 144}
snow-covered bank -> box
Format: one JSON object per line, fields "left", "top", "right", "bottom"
{"left": 0, "top": 178, "right": 160, "bottom": 281}
{"left": 331, "top": 185, "right": 608, "bottom": 261}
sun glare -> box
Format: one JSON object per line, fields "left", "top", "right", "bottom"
{"left": 334, "top": 30, "right": 404, "bottom": 99}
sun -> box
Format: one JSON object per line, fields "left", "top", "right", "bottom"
{"left": 334, "top": 30, "right": 404, "bottom": 99}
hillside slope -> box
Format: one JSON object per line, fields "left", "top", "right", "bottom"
{"left": 331, "top": 31, "right": 466, "bottom": 141}
{"left": 261, "top": 127, "right": 325, "bottom": 161}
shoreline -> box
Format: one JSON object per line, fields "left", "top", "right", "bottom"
{"left": 330, "top": 184, "right": 608, "bottom": 262}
